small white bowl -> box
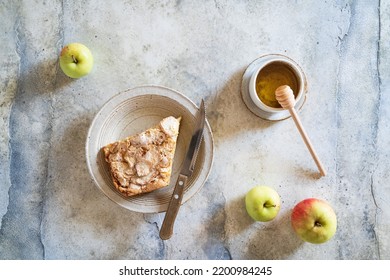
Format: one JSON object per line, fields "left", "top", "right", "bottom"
{"left": 242, "top": 54, "right": 307, "bottom": 121}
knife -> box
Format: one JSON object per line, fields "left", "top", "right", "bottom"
{"left": 159, "top": 99, "right": 206, "bottom": 240}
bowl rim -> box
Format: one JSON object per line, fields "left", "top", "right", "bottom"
{"left": 241, "top": 53, "right": 308, "bottom": 121}
{"left": 248, "top": 55, "right": 305, "bottom": 113}
{"left": 85, "top": 85, "right": 214, "bottom": 213}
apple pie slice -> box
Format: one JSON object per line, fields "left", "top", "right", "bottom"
{"left": 102, "top": 116, "right": 181, "bottom": 197}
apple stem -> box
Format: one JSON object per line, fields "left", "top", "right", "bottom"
{"left": 315, "top": 221, "right": 322, "bottom": 227}
{"left": 264, "top": 203, "right": 276, "bottom": 208}
{"left": 71, "top": 55, "right": 78, "bottom": 64}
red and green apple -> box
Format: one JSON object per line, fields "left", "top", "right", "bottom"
{"left": 291, "top": 198, "right": 337, "bottom": 244}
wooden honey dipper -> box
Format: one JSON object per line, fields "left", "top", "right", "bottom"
{"left": 275, "top": 85, "right": 326, "bottom": 177}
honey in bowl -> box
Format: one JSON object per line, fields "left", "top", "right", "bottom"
{"left": 255, "top": 62, "right": 300, "bottom": 108}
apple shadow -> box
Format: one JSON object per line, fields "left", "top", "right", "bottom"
{"left": 54, "top": 62, "right": 77, "bottom": 91}
{"left": 228, "top": 195, "right": 259, "bottom": 235}
{"left": 225, "top": 194, "right": 304, "bottom": 259}
{"left": 244, "top": 209, "right": 304, "bottom": 259}
{"left": 17, "top": 56, "right": 75, "bottom": 96}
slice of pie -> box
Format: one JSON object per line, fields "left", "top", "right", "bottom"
{"left": 102, "top": 116, "right": 181, "bottom": 197}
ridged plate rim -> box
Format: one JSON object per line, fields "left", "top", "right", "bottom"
{"left": 85, "top": 85, "right": 214, "bottom": 213}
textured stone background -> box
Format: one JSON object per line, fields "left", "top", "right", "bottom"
{"left": 1, "top": 0, "right": 389, "bottom": 259}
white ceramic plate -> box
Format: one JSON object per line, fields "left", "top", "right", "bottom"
{"left": 86, "top": 85, "right": 214, "bottom": 213}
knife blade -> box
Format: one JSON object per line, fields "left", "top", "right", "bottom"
{"left": 159, "top": 99, "right": 206, "bottom": 240}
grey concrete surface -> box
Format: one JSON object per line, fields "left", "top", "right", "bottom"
{"left": 0, "top": 0, "right": 389, "bottom": 259}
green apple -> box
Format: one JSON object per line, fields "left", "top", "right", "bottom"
{"left": 291, "top": 198, "right": 337, "bottom": 244}
{"left": 245, "top": 186, "right": 281, "bottom": 222}
{"left": 59, "top": 43, "right": 93, "bottom": 78}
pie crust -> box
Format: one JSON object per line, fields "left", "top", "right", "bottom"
{"left": 102, "top": 116, "right": 181, "bottom": 196}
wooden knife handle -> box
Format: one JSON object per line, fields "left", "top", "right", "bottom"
{"left": 159, "top": 174, "right": 188, "bottom": 240}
